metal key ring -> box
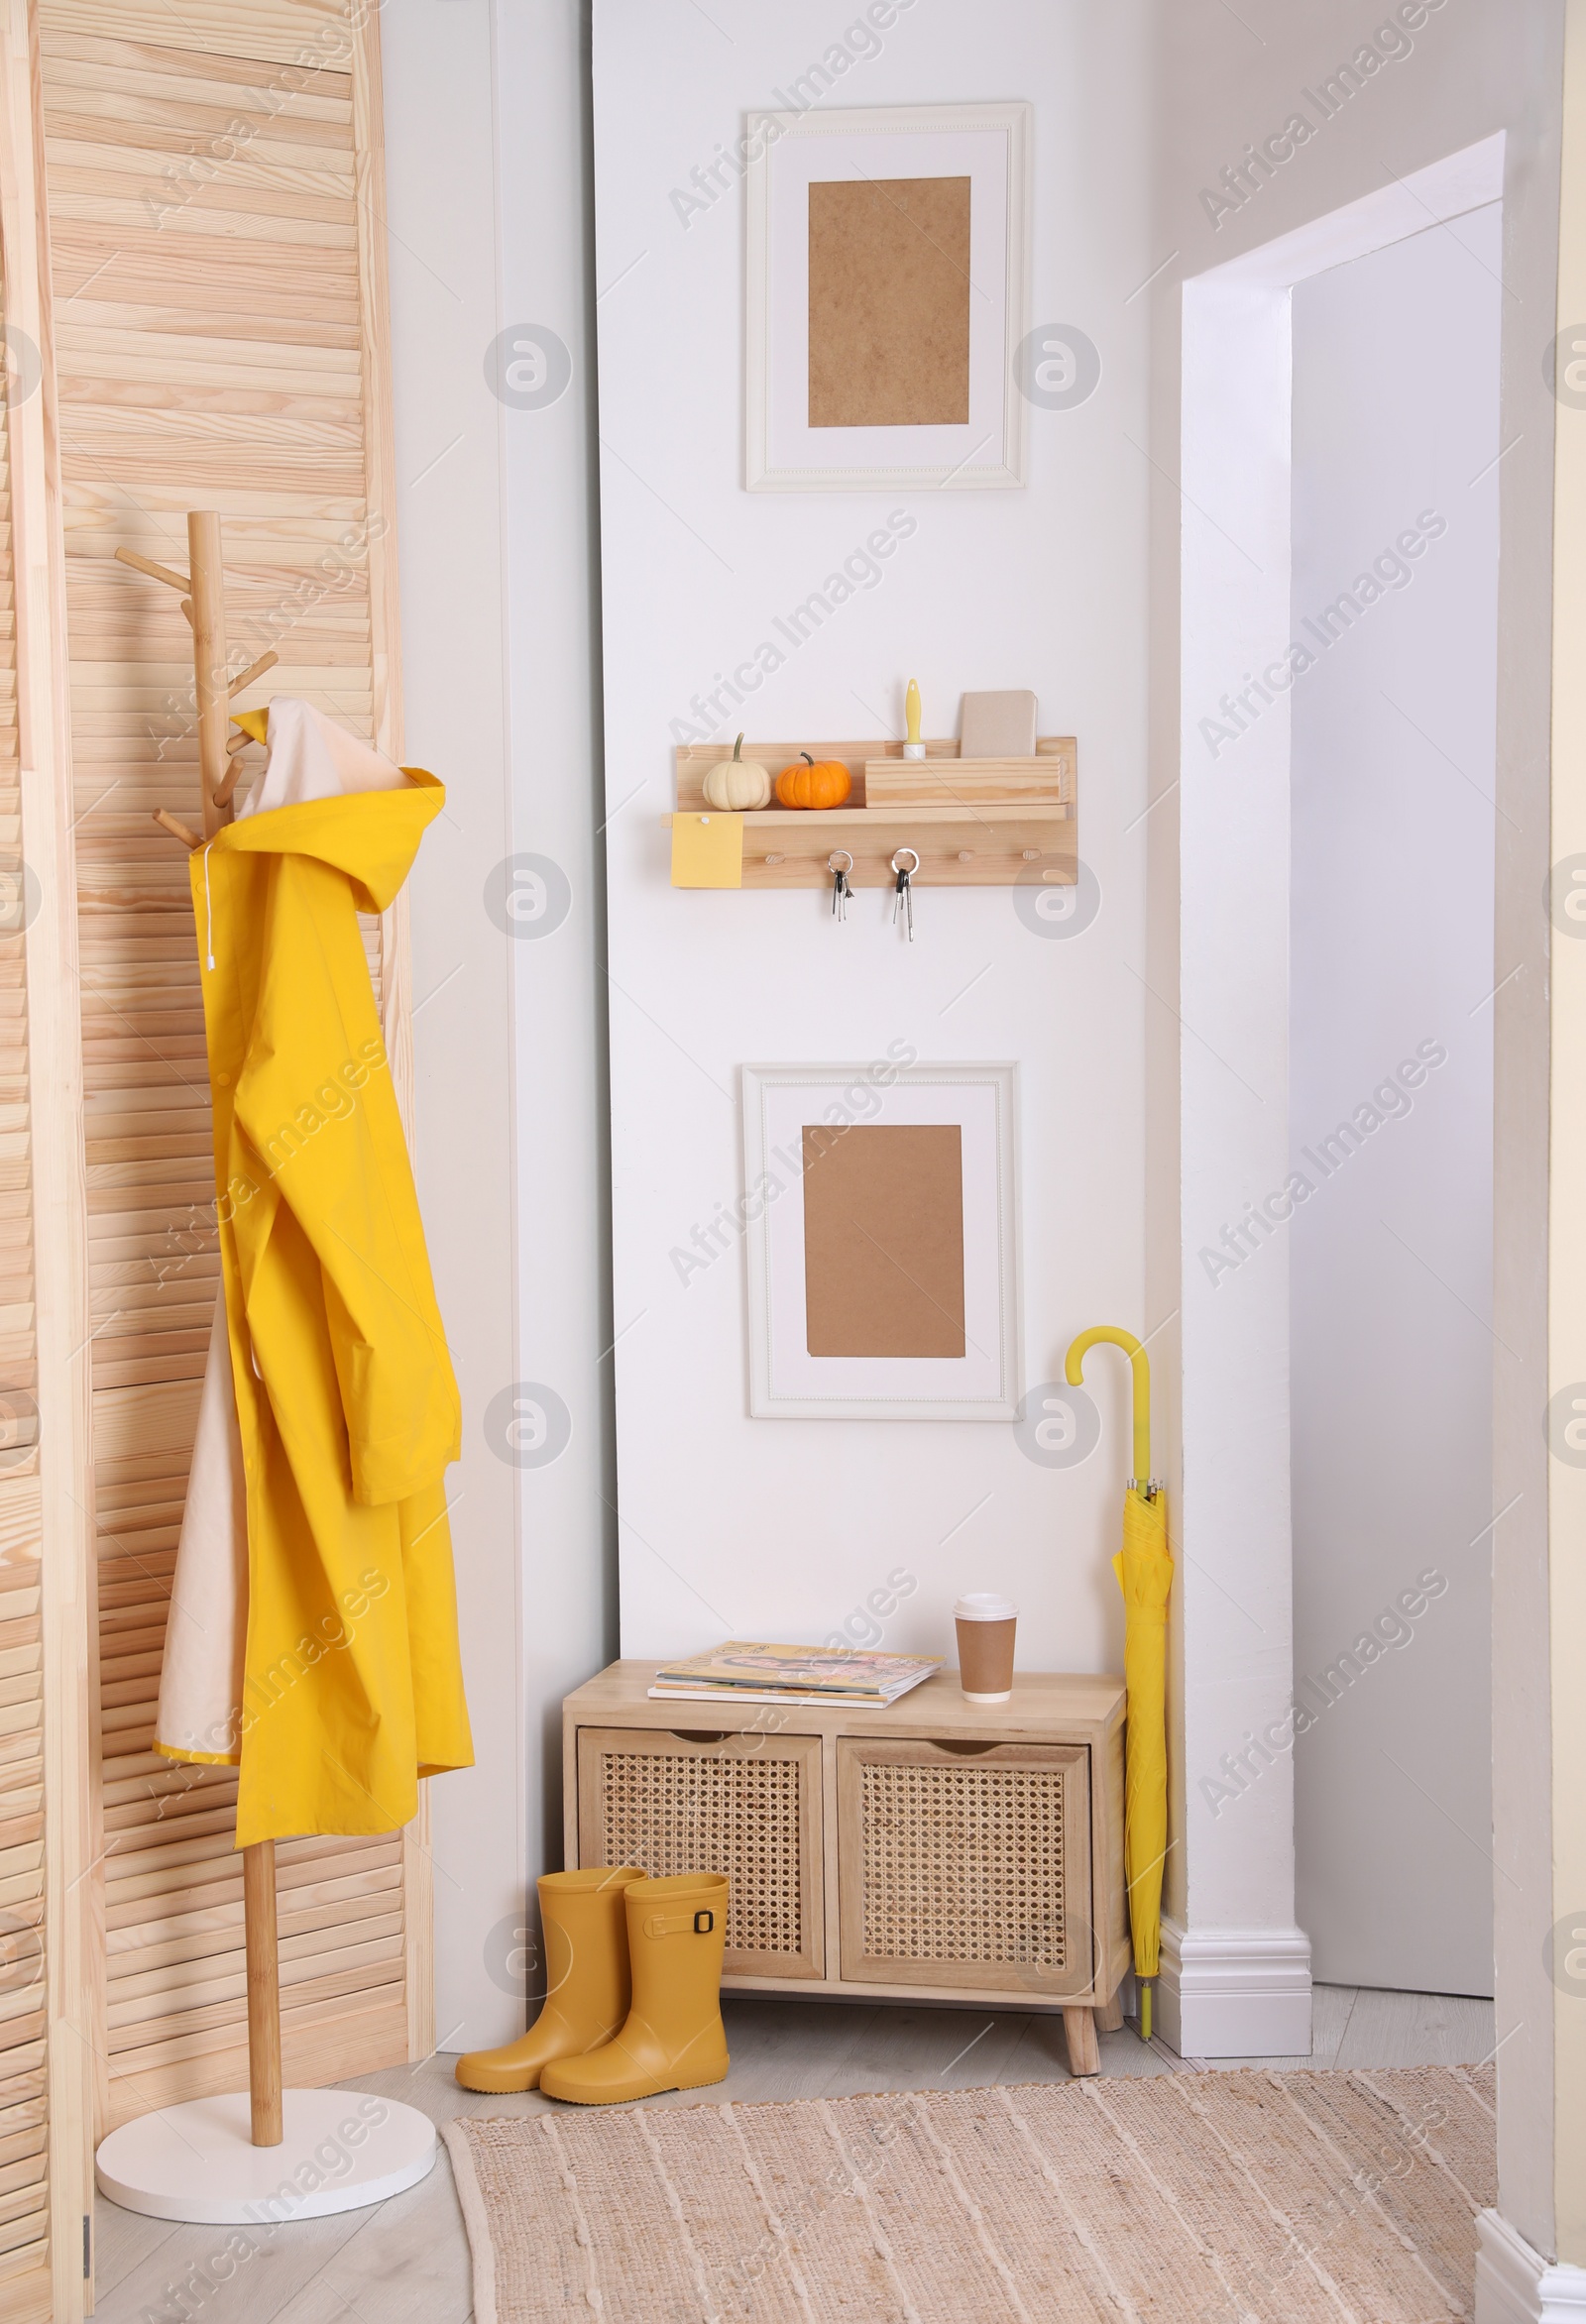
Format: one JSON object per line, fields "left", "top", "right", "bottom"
{"left": 827, "top": 850, "right": 854, "bottom": 874}
{"left": 890, "top": 847, "right": 920, "bottom": 876}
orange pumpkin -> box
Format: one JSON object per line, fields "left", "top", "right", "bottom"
{"left": 775, "top": 751, "right": 851, "bottom": 811}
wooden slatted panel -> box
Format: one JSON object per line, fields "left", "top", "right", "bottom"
{"left": 0, "top": 1529, "right": 48, "bottom": 2295}
{"left": 0, "top": 207, "right": 50, "bottom": 2296}
{"left": 38, "top": 0, "right": 417, "bottom": 2129}
{"left": 0, "top": 289, "right": 36, "bottom": 1474}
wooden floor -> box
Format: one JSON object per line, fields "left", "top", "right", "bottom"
{"left": 89, "top": 1984, "right": 1497, "bottom": 2322}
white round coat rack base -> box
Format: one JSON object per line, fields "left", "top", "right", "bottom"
{"left": 95, "top": 2089, "right": 436, "bottom": 2225}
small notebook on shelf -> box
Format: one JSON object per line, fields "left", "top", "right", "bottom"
{"left": 648, "top": 1641, "right": 941, "bottom": 1708}
{"left": 959, "top": 689, "right": 1038, "bottom": 758}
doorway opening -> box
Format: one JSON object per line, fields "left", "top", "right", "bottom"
{"left": 1289, "top": 208, "right": 1499, "bottom": 1996}
{"left": 1177, "top": 135, "right": 1504, "bottom": 2032}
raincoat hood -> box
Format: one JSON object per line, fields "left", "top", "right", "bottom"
{"left": 210, "top": 765, "right": 443, "bottom": 917}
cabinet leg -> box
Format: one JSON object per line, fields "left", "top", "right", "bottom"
{"left": 1063, "top": 2006, "right": 1100, "bottom": 2077}
{"left": 1095, "top": 1986, "right": 1124, "bottom": 2035}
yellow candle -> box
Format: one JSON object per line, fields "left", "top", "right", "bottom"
{"left": 905, "top": 678, "right": 923, "bottom": 754}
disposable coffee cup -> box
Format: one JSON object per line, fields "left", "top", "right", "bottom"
{"left": 954, "top": 1593, "right": 1018, "bottom": 1703}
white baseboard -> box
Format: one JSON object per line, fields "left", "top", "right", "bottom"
{"left": 1476, "top": 2211, "right": 1586, "bottom": 2322}
{"left": 1154, "top": 1918, "right": 1312, "bottom": 2058}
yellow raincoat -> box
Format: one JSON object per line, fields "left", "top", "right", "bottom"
{"left": 171, "top": 769, "right": 473, "bottom": 1844}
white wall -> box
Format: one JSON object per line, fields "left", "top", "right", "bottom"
{"left": 1538, "top": 1, "right": 1586, "bottom": 2274}
{"left": 382, "top": 0, "right": 517, "bottom": 2054}
{"left": 376, "top": 0, "right": 1571, "bottom": 2194}
{"left": 495, "top": 0, "right": 619, "bottom": 1994}
{"left": 384, "top": 0, "right": 613, "bottom": 2055}
{"left": 1290, "top": 209, "right": 1499, "bottom": 1998}
{"left": 592, "top": 0, "right": 1154, "bottom": 1684}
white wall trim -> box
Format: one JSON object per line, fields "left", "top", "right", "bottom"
{"left": 1477, "top": 2212, "right": 1586, "bottom": 2323}
{"left": 1154, "top": 1918, "right": 1312, "bottom": 2059}
{"left": 1207, "top": 132, "right": 1505, "bottom": 291}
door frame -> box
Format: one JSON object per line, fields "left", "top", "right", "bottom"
{"left": 1163, "top": 132, "right": 1507, "bottom": 2058}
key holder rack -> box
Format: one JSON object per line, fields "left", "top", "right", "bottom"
{"left": 668, "top": 734, "right": 1077, "bottom": 891}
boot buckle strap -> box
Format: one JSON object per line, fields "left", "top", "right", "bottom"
{"left": 643, "top": 1907, "right": 717, "bottom": 1938}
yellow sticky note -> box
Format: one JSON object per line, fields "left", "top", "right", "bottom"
{"left": 670, "top": 812, "right": 742, "bottom": 889}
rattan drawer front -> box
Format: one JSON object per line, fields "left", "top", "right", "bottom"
{"left": 576, "top": 1726, "right": 824, "bottom": 1977}
{"left": 838, "top": 1738, "right": 1092, "bottom": 1996}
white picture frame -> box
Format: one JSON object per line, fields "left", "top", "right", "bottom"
{"left": 744, "top": 102, "right": 1031, "bottom": 493}
{"left": 740, "top": 1061, "right": 1022, "bottom": 1419}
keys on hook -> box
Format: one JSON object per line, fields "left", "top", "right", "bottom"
{"left": 893, "top": 865, "right": 912, "bottom": 941}
{"left": 828, "top": 851, "right": 853, "bottom": 923}
{"left": 891, "top": 848, "right": 919, "bottom": 941}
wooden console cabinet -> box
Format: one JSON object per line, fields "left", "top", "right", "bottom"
{"left": 563, "top": 1664, "right": 1129, "bottom": 2076}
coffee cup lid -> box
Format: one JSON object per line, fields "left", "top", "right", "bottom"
{"left": 954, "top": 1592, "right": 1018, "bottom": 1621}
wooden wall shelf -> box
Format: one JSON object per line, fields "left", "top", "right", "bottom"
{"left": 670, "top": 736, "right": 1077, "bottom": 890}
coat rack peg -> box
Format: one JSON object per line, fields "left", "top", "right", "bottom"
{"left": 213, "top": 708, "right": 268, "bottom": 810}
{"left": 115, "top": 543, "right": 191, "bottom": 594}
{"left": 152, "top": 809, "right": 201, "bottom": 850}
{"left": 229, "top": 649, "right": 278, "bottom": 698}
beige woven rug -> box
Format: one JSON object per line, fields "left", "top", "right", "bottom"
{"left": 444, "top": 2062, "right": 1494, "bottom": 2322}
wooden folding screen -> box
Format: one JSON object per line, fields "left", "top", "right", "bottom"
{"left": 0, "top": 316, "right": 58, "bottom": 2319}
{"left": 32, "top": 0, "right": 428, "bottom": 2139}
{"left": 0, "top": 14, "right": 428, "bottom": 2306}
{"left": 0, "top": 2, "right": 97, "bottom": 2313}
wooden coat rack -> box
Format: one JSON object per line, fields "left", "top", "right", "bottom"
{"left": 118, "top": 510, "right": 282, "bottom": 2146}
{"left": 93, "top": 511, "right": 438, "bottom": 2223}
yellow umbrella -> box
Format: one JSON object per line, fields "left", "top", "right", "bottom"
{"left": 1066, "top": 1326, "right": 1173, "bottom": 2041}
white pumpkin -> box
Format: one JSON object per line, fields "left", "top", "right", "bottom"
{"left": 702, "top": 733, "right": 771, "bottom": 811}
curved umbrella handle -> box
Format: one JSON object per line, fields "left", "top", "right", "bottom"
{"left": 1064, "top": 1325, "right": 1151, "bottom": 1483}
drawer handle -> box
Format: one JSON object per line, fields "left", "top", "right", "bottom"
{"left": 934, "top": 1739, "right": 1001, "bottom": 1755}
{"left": 669, "top": 1730, "right": 729, "bottom": 1744}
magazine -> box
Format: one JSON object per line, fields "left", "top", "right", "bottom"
{"left": 647, "top": 1642, "right": 941, "bottom": 1708}
{"left": 647, "top": 1685, "right": 935, "bottom": 1709}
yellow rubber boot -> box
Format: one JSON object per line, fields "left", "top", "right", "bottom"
{"left": 454, "top": 1866, "right": 643, "bottom": 2093}
{"left": 540, "top": 1872, "right": 730, "bottom": 2105}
